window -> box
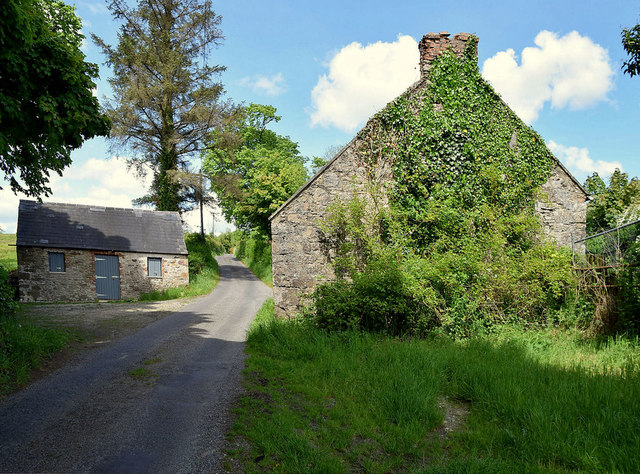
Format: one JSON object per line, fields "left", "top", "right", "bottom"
{"left": 49, "top": 252, "right": 65, "bottom": 272}
{"left": 148, "top": 257, "right": 162, "bottom": 278}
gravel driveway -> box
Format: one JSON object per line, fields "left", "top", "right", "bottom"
{"left": 0, "top": 254, "right": 272, "bottom": 473}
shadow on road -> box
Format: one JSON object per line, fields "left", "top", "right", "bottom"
{"left": 0, "top": 254, "right": 272, "bottom": 473}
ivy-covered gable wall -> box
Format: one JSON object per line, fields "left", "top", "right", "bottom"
{"left": 270, "top": 32, "right": 587, "bottom": 317}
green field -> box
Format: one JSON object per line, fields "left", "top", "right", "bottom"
{"left": 0, "top": 234, "right": 17, "bottom": 271}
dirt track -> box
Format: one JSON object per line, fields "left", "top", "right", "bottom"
{"left": 22, "top": 297, "right": 193, "bottom": 348}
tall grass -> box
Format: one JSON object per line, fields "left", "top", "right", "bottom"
{"left": 1, "top": 233, "right": 71, "bottom": 395}
{"left": 229, "top": 300, "right": 640, "bottom": 472}
{"left": 235, "top": 232, "right": 272, "bottom": 286}
{"left": 0, "top": 315, "right": 70, "bottom": 396}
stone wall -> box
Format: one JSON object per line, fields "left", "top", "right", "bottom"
{"left": 535, "top": 163, "right": 588, "bottom": 251}
{"left": 271, "top": 140, "right": 371, "bottom": 317}
{"left": 16, "top": 246, "right": 188, "bottom": 302}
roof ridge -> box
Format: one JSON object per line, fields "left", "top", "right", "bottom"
{"left": 19, "top": 199, "right": 181, "bottom": 215}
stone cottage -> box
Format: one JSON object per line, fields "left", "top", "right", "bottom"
{"left": 16, "top": 200, "right": 189, "bottom": 302}
{"left": 269, "top": 32, "right": 589, "bottom": 318}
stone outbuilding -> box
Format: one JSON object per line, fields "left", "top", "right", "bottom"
{"left": 16, "top": 200, "right": 189, "bottom": 302}
{"left": 269, "top": 32, "right": 589, "bottom": 318}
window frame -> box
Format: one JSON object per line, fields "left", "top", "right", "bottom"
{"left": 48, "top": 252, "right": 66, "bottom": 273}
{"left": 147, "top": 257, "right": 163, "bottom": 278}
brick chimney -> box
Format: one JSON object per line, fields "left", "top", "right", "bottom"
{"left": 418, "top": 32, "right": 477, "bottom": 77}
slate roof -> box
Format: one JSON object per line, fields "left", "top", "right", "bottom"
{"left": 17, "top": 200, "right": 188, "bottom": 255}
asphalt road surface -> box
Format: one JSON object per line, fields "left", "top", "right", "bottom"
{"left": 0, "top": 255, "right": 272, "bottom": 473}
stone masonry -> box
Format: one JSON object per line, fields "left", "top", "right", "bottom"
{"left": 17, "top": 247, "right": 188, "bottom": 302}
{"left": 536, "top": 163, "right": 588, "bottom": 251}
{"left": 270, "top": 32, "right": 588, "bottom": 318}
{"left": 271, "top": 141, "right": 370, "bottom": 315}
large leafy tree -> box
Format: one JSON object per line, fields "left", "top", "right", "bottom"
{"left": 0, "top": 0, "right": 110, "bottom": 196}
{"left": 622, "top": 20, "right": 640, "bottom": 77}
{"left": 93, "top": 0, "right": 228, "bottom": 211}
{"left": 204, "top": 104, "right": 309, "bottom": 235}
{"left": 584, "top": 170, "right": 640, "bottom": 233}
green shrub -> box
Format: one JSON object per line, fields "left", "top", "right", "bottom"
{"left": 184, "top": 233, "right": 219, "bottom": 278}
{"left": 213, "top": 229, "right": 243, "bottom": 253}
{"left": 312, "top": 194, "right": 578, "bottom": 338}
{"left": 617, "top": 263, "right": 640, "bottom": 334}
{"left": 311, "top": 254, "right": 437, "bottom": 337}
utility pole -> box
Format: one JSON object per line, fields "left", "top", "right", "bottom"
{"left": 198, "top": 170, "right": 205, "bottom": 241}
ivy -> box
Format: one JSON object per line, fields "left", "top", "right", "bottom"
{"left": 357, "top": 48, "right": 555, "bottom": 251}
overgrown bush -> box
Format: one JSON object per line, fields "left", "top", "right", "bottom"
{"left": 213, "top": 230, "right": 243, "bottom": 253}
{"left": 311, "top": 254, "right": 438, "bottom": 337}
{"left": 311, "top": 195, "right": 578, "bottom": 338}
{"left": 184, "top": 233, "right": 222, "bottom": 278}
{"left": 613, "top": 240, "right": 640, "bottom": 333}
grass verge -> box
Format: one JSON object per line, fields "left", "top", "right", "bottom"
{"left": 0, "top": 314, "right": 71, "bottom": 396}
{"left": 227, "top": 299, "right": 640, "bottom": 472}
{"left": 235, "top": 232, "right": 272, "bottom": 287}
{"left": 1, "top": 234, "right": 71, "bottom": 396}
{"left": 138, "top": 265, "right": 220, "bottom": 301}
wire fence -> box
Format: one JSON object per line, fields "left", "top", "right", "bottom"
{"left": 572, "top": 220, "right": 640, "bottom": 333}
{"left": 574, "top": 219, "right": 640, "bottom": 269}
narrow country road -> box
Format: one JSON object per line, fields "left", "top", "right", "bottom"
{"left": 0, "top": 255, "right": 272, "bottom": 473}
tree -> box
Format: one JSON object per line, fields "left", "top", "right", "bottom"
{"left": 584, "top": 170, "right": 640, "bottom": 233}
{"left": 93, "top": 0, "right": 228, "bottom": 211}
{"left": 309, "top": 144, "right": 345, "bottom": 175}
{"left": 204, "top": 104, "right": 309, "bottom": 235}
{"left": 167, "top": 168, "right": 216, "bottom": 239}
{"left": 0, "top": 0, "right": 110, "bottom": 196}
{"left": 622, "top": 20, "right": 640, "bottom": 77}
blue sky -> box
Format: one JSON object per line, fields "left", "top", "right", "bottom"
{"left": 1, "top": 0, "right": 639, "bottom": 233}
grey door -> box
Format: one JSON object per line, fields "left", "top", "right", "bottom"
{"left": 95, "top": 255, "right": 120, "bottom": 300}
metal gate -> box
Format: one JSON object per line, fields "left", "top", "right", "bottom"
{"left": 95, "top": 255, "right": 120, "bottom": 300}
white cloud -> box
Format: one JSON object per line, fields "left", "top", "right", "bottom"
{"left": 309, "top": 34, "right": 419, "bottom": 132}
{"left": 482, "top": 31, "right": 614, "bottom": 123}
{"left": 547, "top": 140, "right": 622, "bottom": 181}
{"left": 0, "top": 157, "right": 234, "bottom": 235}
{"left": 239, "top": 73, "right": 287, "bottom": 96}
{"left": 77, "top": 1, "right": 109, "bottom": 16}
